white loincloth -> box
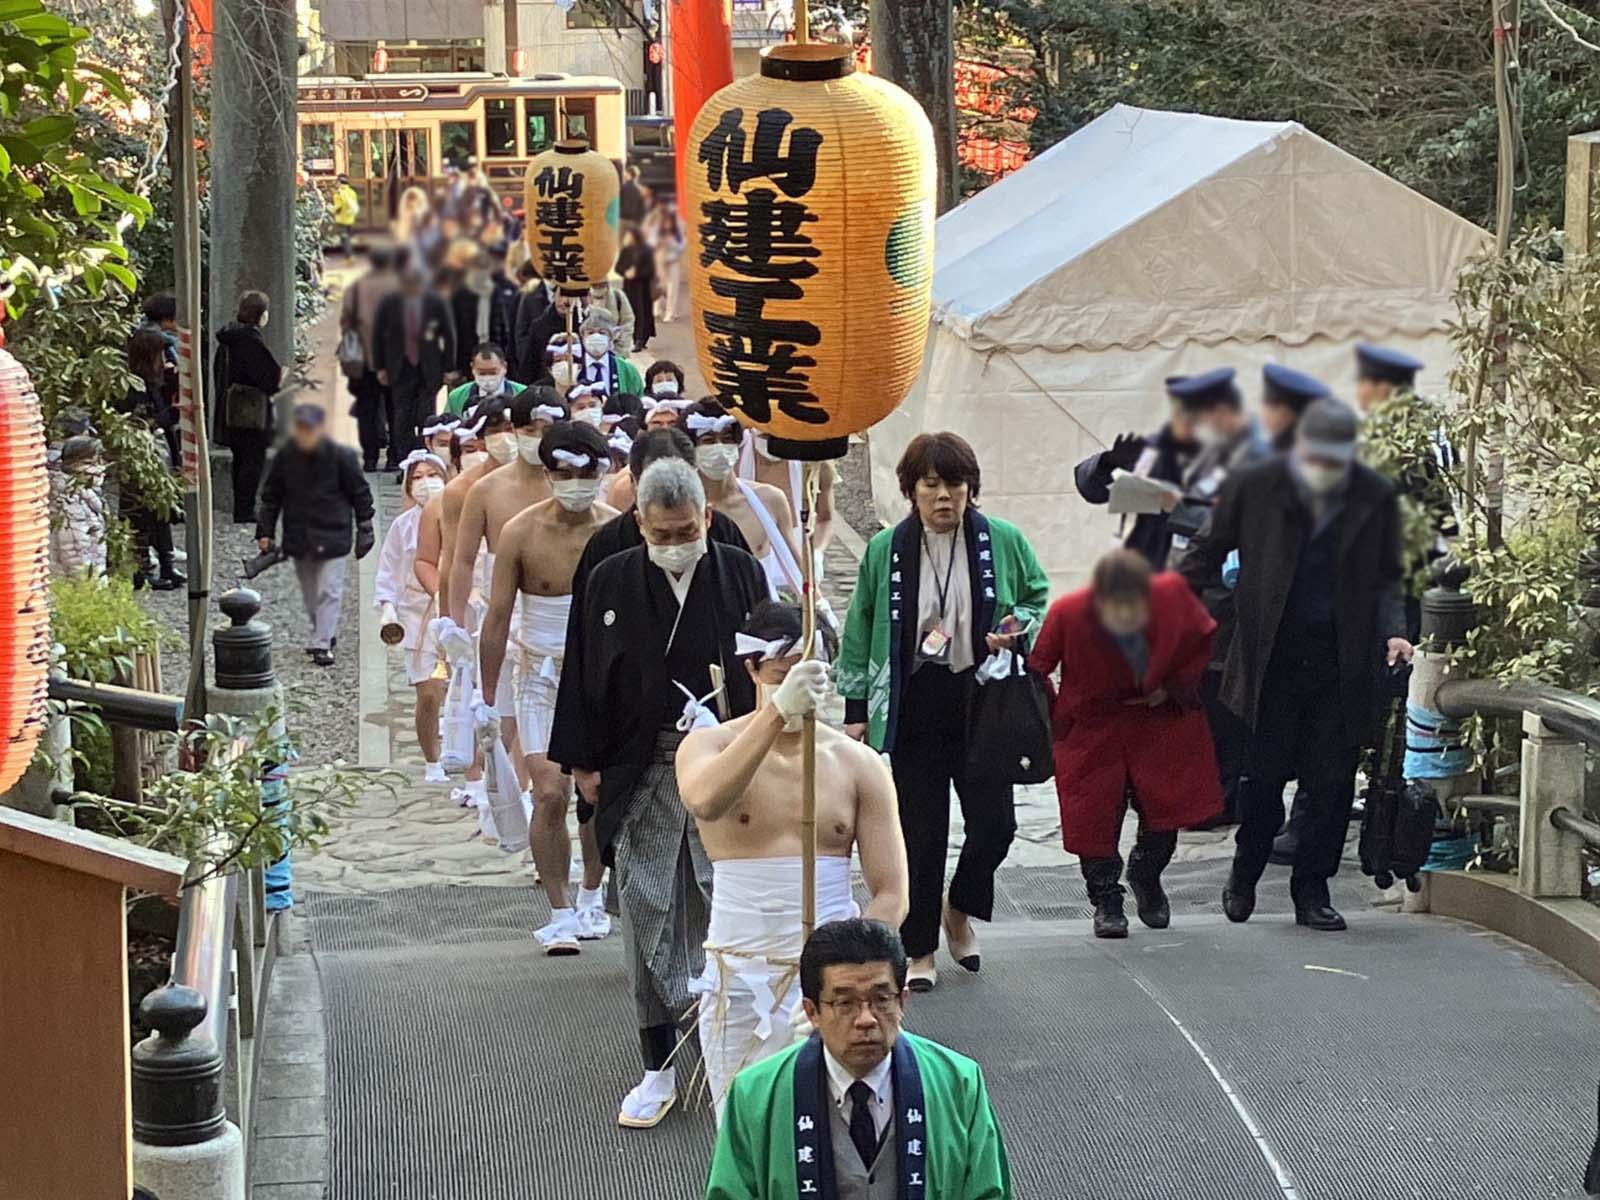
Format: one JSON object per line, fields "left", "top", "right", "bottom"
{"left": 514, "top": 592, "right": 571, "bottom": 755}
{"left": 736, "top": 478, "right": 803, "bottom": 598}
{"left": 693, "top": 855, "right": 859, "bottom": 1122}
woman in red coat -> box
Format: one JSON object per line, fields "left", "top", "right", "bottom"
{"left": 1028, "top": 550, "right": 1222, "bottom": 937}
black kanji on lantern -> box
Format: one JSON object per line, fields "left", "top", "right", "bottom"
{"left": 534, "top": 164, "right": 587, "bottom": 286}
{"left": 697, "top": 107, "right": 827, "bottom": 425}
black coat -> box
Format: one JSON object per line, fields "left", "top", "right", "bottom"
{"left": 1177, "top": 457, "right": 1407, "bottom": 745}
{"left": 550, "top": 540, "right": 768, "bottom": 857}
{"left": 1073, "top": 423, "right": 1197, "bottom": 568}
{"left": 212, "top": 322, "right": 281, "bottom": 440}
{"left": 450, "top": 277, "right": 521, "bottom": 374}
{"left": 255, "top": 438, "right": 375, "bottom": 560}
{"left": 511, "top": 286, "right": 554, "bottom": 384}
{"left": 373, "top": 291, "right": 456, "bottom": 393}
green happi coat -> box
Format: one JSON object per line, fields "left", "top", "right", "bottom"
{"left": 706, "top": 1032, "right": 1011, "bottom": 1200}
{"left": 836, "top": 509, "right": 1051, "bottom": 752}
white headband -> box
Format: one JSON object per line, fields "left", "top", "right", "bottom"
{"left": 547, "top": 341, "right": 574, "bottom": 359}
{"left": 529, "top": 404, "right": 566, "bottom": 422}
{"left": 402, "top": 450, "right": 447, "bottom": 477}
{"left": 549, "top": 448, "right": 599, "bottom": 469}
{"left": 734, "top": 633, "right": 799, "bottom": 661}
{"left": 456, "top": 415, "right": 487, "bottom": 441}
{"left": 643, "top": 397, "right": 691, "bottom": 413}
{"left": 608, "top": 431, "right": 634, "bottom": 455}
{"left": 686, "top": 413, "right": 739, "bottom": 434}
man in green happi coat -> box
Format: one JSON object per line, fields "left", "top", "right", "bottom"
{"left": 706, "top": 919, "right": 1010, "bottom": 1200}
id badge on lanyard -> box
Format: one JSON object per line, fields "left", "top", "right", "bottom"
{"left": 919, "top": 532, "right": 958, "bottom": 663}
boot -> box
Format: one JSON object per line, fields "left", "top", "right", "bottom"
{"left": 1126, "top": 830, "right": 1177, "bottom": 929}
{"left": 1269, "top": 792, "right": 1308, "bottom": 865}
{"left": 1081, "top": 857, "right": 1128, "bottom": 939}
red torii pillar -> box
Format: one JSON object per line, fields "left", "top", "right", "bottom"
{"left": 670, "top": 0, "right": 734, "bottom": 202}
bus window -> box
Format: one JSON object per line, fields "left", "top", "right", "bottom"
{"left": 524, "top": 99, "right": 556, "bottom": 155}
{"left": 441, "top": 121, "right": 476, "bottom": 170}
{"left": 564, "top": 99, "right": 595, "bottom": 145}
{"left": 302, "top": 122, "right": 335, "bottom": 174}
{"left": 486, "top": 99, "right": 516, "bottom": 157}
{"left": 345, "top": 130, "right": 368, "bottom": 177}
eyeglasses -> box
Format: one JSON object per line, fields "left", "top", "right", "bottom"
{"left": 819, "top": 994, "right": 901, "bottom": 1020}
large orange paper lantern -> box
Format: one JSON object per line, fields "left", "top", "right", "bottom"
{"left": 684, "top": 43, "right": 935, "bottom": 460}
{"left": 0, "top": 342, "right": 52, "bottom": 793}
{"left": 523, "top": 139, "right": 620, "bottom": 297}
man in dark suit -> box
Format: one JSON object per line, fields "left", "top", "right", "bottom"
{"left": 1179, "top": 398, "right": 1413, "bottom": 931}
{"left": 374, "top": 265, "right": 456, "bottom": 461}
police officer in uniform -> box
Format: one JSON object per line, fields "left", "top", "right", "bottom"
{"left": 1260, "top": 363, "right": 1333, "bottom": 452}
{"left": 1073, "top": 376, "right": 1201, "bottom": 568}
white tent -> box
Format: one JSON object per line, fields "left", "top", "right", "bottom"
{"left": 870, "top": 104, "right": 1488, "bottom": 590}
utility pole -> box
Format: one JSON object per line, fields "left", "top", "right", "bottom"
{"left": 163, "top": 0, "right": 213, "bottom": 721}
{"left": 1483, "top": 0, "right": 1520, "bottom": 550}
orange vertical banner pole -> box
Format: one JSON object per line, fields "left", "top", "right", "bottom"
{"left": 669, "top": 0, "right": 734, "bottom": 203}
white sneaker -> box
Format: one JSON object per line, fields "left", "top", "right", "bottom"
{"left": 535, "top": 907, "right": 581, "bottom": 956}
{"left": 618, "top": 1067, "right": 677, "bottom": 1128}
{"left": 423, "top": 761, "right": 448, "bottom": 784}
{"left": 450, "top": 786, "right": 474, "bottom": 808}
{"left": 576, "top": 886, "right": 611, "bottom": 939}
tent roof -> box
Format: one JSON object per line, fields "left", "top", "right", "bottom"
{"left": 933, "top": 105, "right": 1488, "bottom": 354}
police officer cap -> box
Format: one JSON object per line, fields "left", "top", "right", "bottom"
{"left": 1167, "top": 367, "right": 1240, "bottom": 411}
{"left": 1262, "top": 363, "right": 1332, "bottom": 413}
{"left": 291, "top": 403, "right": 326, "bottom": 428}
{"left": 1355, "top": 342, "right": 1423, "bottom": 386}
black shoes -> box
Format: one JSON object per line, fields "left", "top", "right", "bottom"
{"left": 1222, "top": 873, "right": 1256, "bottom": 923}
{"left": 1268, "top": 829, "right": 1298, "bottom": 866}
{"left": 1294, "top": 902, "right": 1347, "bottom": 931}
{"left": 1127, "top": 873, "right": 1171, "bottom": 930}
{"left": 310, "top": 648, "right": 335, "bottom": 667}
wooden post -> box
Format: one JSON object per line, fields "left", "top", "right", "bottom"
{"left": 0, "top": 807, "right": 187, "bottom": 1200}
{"left": 799, "top": 463, "right": 821, "bottom": 938}
{"left": 1567, "top": 131, "right": 1600, "bottom": 258}
{"left": 795, "top": 0, "right": 809, "bottom": 44}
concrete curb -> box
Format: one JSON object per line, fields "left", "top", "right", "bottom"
{"left": 1423, "top": 869, "right": 1600, "bottom": 991}
{"left": 355, "top": 483, "right": 388, "bottom": 770}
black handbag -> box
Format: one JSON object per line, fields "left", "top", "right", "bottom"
{"left": 224, "top": 382, "right": 272, "bottom": 432}
{"left": 1358, "top": 695, "right": 1439, "bottom": 891}
{"left": 965, "top": 645, "right": 1054, "bottom": 786}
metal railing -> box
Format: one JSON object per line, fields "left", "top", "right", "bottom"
{"left": 1436, "top": 678, "right": 1600, "bottom": 851}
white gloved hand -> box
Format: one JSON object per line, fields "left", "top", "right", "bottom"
{"left": 472, "top": 699, "right": 501, "bottom": 730}
{"left": 771, "top": 659, "right": 830, "bottom": 728}
{"left": 437, "top": 621, "right": 475, "bottom": 667}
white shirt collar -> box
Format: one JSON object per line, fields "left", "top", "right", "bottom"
{"left": 822, "top": 1045, "right": 893, "bottom": 1134}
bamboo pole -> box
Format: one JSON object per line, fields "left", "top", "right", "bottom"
{"left": 795, "top": 0, "right": 809, "bottom": 44}
{"left": 799, "top": 462, "right": 820, "bottom": 938}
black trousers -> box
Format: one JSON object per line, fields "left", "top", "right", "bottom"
{"left": 389, "top": 366, "right": 434, "bottom": 462}
{"left": 350, "top": 372, "right": 393, "bottom": 468}
{"left": 122, "top": 494, "right": 174, "bottom": 577}
{"left": 1234, "top": 631, "right": 1359, "bottom": 899}
{"left": 1203, "top": 667, "right": 1246, "bottom": 820}
{"left": 889, "top": 664, "right": 1017, "bottom": 958}
{"left": 230, "top": 430, "right": 270, "bottom": 524}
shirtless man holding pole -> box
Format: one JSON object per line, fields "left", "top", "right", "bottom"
{"left": 447, "top": 388, "right": 567, "bottom": 779}
{"left": 676, "top": 600, "right": 909, "bottom": 1122}
{"left": 480, "top": 420, "right": 616, "bottom": 953}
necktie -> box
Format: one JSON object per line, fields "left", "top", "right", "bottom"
{"left": 847, "top": 1080, "right": 877, "bottom": 1168}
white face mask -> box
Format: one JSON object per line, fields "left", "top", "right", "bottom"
{"left": 551, "top": 477, "right": 601, "bottom": 512}
{"left": 651, "top": 378, "right": 679, "bottom": 397}
{"left": 1195, "top": 423, "right": 1226, "bottom": 448}
{"left": 551, "top": 362, "right": 578, "bottom": 388}
{"left": 647, "top": 536, "right": 706, "bottom": 574}
{"left": 474, "top": 371, "right": 506, "bottom": 396}
{"left": 1299, "top": 461, "right": 1347, "bottom": 495}
{"left": 411, "top": 476, "right": 445, "bottom": 505}
{"left": 485, "top": 432, "right": 518, "bottom": 464}
{"left": 696, "top": 443, "right": 739, "bottom": 480}
{"left": 259, "top": 311, "right": 269, "bottom": 329}
{"left": 583, "top": 333, "right": 610, "bottom": 359}
{"left": 573, "top": 405, "right": 604, "bottom": 427}
{"left": 753, "top": 435, "right": 779, "bottom": 462}
{"left": 517, "top": 432, "right": 543, "bottom": 465}
{"left": 461, "top": 450, "right": 488, "bottom": 472}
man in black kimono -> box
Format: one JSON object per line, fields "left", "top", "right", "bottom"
{"left": 549, "top": 455, "right": 768, "bottom": 1130}
{"left": 1073, "top": 376, "right": 1202, "bottom": 568}
{"left": 1179, "top": 399, "right": 1411, "bottom": 931}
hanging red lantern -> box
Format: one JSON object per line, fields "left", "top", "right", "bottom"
{"left": 372, "top": 46, "right": 390, "bottom": 74}
{"left": 511, "top": 48, "right": 528, "bottom": 75}
{"left": 0, "top": 341, "right": 53, "bottom": 794}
